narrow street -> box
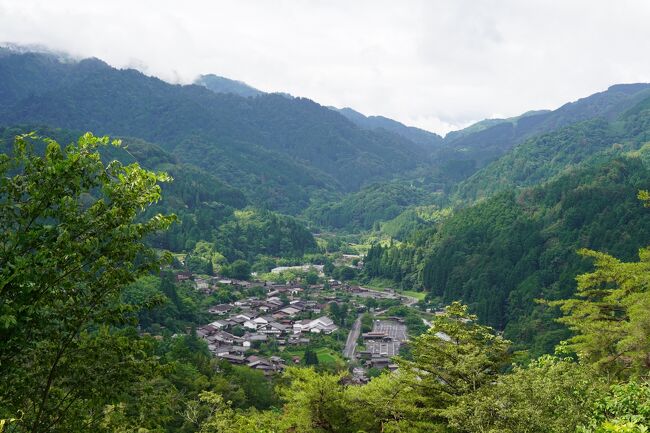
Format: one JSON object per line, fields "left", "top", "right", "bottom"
{"left": 343, "top": 314, "right": 363, "bottom": 359}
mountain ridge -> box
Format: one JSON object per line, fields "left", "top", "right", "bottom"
{"left": 0, "top": 49, "right": 432, "bottom": 213}
{"left": 332, "top": 106, "right": 444, "bottom": 149}
{"left": 194, "top": 73, "right": 264, "bottom": 97}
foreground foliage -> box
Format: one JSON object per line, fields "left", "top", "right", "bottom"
{"left": 365, "top": 153, "right": 650, "bottom": 355}
{"left": 0, "top": 133, "right": 174, "bottom": 432}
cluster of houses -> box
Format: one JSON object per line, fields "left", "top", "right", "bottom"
{"left": 176, "top": 273, "right": 258, "bottom": 294}
{"left": 178, "top": 269, "right": 427, "bottom": 377}
{"left": 178, "top": 271, "right": 348, "bottom": 295}
{"left": 196, "top": 282, "right": 340, "bottom": 373}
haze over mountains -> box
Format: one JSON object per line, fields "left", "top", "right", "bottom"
{"left": 194, "top": 73, "right": 265, "bottom": 98}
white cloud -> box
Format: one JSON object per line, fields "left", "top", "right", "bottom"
{"left": 1, "top": 0, "right": 650, "bottom": 135}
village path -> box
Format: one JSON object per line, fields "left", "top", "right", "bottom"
{"left": 343, "top": 314, "right": 363, "bottom": 359}
{"left": 358, "top": 286, "right": 419, "bottom": 307}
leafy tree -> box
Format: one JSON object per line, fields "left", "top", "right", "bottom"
{"left": 445, "top": 356, "right": 605, "bottom": 433}
{"left": 186, "top": 253, "right": 214, "bottom": 275}
{"left": 304, "top": 348, "right": 319, "bottom": 366}
{"left": 548, "top": 248, "right": 650, "bottom": 379}
{"left": 360, "top": 313, "right": 374, "bottom": 333}
{"left": 364, "top": 297, "right": 378, "bottom": 310}
{"left": 189, "top": 392, "right": 282, "bottom": 433}
{"left": 0, "top": 133, "right": 174, "bottom": 432}
{"left": 395, "top": 302, "right": 511, "bottom": 423}
{"left": 579, "top": 381, "right": 650, "bottom": 433}
{"left": 344, "top": 371, "right": 438, "bottom": 433}
{"left": 276, "top": 368, "right": 352, "bottom": 433}
{"left": 227, "top": 366, "right": 277, "bottom": 410}
{"left": 305, "top": 271, "right": 319, "bottom": 285}
{"left": 231, "top": 325, "right": 245, "bottom": 337}
{"left": 366, "top": 367, "right": 382, "bottom": 378}
{"left": 222, "top": 259, "right": 251, "bottom": 280}
{"left": 334, "top": 266, "right": 358, "bottom": 281}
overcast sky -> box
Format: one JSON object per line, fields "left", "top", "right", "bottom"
{"left": 1, "top": 0, "right": 650, "bottom": 135}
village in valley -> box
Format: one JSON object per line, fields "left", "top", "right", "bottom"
{"left": 181, "top": 262, "right": 423, "bottom": 381}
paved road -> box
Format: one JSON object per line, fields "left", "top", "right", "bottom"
{"left": 343, "top": 314, "right": 363, "bottom": 359}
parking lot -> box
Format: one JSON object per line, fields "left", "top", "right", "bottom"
{"left": 373, "top": 320, "right": 407, "bottom": 341}
{"left": 364, "top": 320, "right": 407, "bottom": 357}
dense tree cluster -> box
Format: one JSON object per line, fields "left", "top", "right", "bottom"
{"left": 0, "top": 126, "right": 319, "bottom": 274}
{"left": 305, "top": 181, "right": 438, "bottom": 231}
{"left": 0, "top": 133, "right": 175, "bottom": 432}
{"left": 365, "top": 154, "right": 650, "bottom": 355}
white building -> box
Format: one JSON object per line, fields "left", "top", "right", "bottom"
{"left": 293, "top": 316, "right": 338, "bottom": 334}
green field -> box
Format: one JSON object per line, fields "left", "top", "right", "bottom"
{"left": 363, "top": 278, "right": 394, "bottom": 291}
{"left": 401, "top": 290, "right": 426, "bottom": 301}
{"left": 282, "top": 347, "right": 345, "bottom": 367}
{"left": 315, "top": 347, "right": 343, "bottom": 364}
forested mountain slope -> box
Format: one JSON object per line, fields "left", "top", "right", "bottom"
{"left": 0, "top": 125, "right": 316, "bottom": 261}
{"left": 366, "top": 150, "right": 650, "bottom": 354}
{"left": 0, "top": 49, "right": 430, "bottom": 213}
{"left": 439, "top": 83, "right": 650, "bottom": 171}
{"left": 5, "top": 48, "right": 648, "bottom": 225}
{"left": 311, "top": 84, "right": 650, "bottom": 231}
{"left": 305, "top": 179, "right": 441, "bottom": 231}
{"left": 456, "top": 96, "right": 650, "bottom": 201}
{"left": 334, "top": 107, "right": 444, "bottom": 149}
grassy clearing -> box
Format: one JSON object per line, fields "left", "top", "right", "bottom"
{"left": 347, "top": 242, "right": 372, "bottom": 255}
{"left": 362, "top": 280, "right": 426, "bottom": 301}
{"left": 401, "top": 290, "right": 426, "bottom": 301}
{"left": 172, "top": 252, "right": 187, "bottom": 263}
{"left": 315, "top": 347, "right": 343, "bottom": 364}
{"left": 281, "top": 347, "right": 345, "bottom": 366}
{"left": 363, "top": 278, "right": 395, "bottom": 291}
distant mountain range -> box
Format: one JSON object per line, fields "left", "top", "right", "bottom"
{"left": 194, "top": 74, "right": 264, "bottom": 97}
{"left": 1, "top": 45, "right": 650, "bottom": 220}
{"left": 331, "top": 107, "right": 443, "bottom": 149}
{"left": 0, "top": 47, "right": 433, "bottom": 212}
